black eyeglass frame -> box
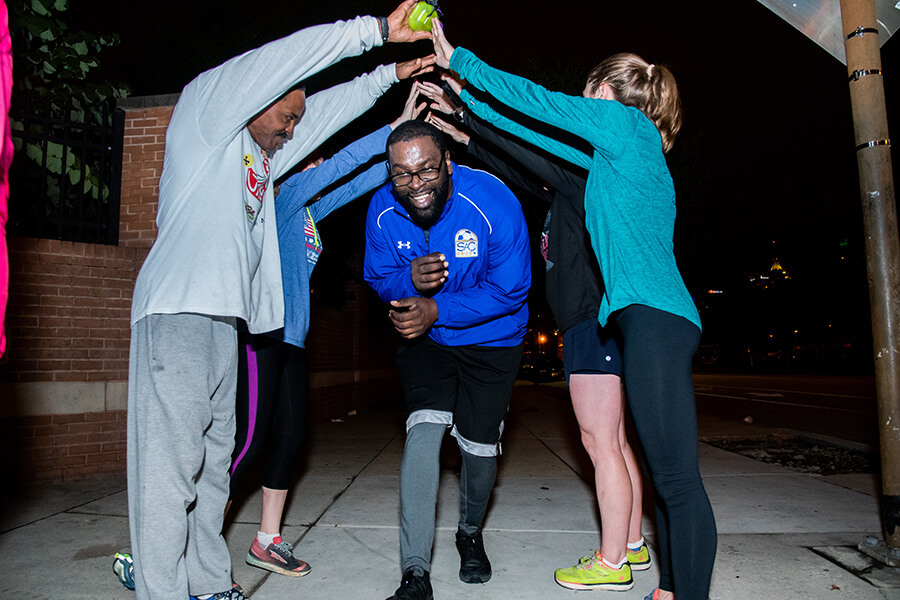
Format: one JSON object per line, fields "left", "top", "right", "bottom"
{"left": 388, "top": 159, "right": 445, "bottom": 188}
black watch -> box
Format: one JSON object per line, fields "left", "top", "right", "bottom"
{"left": 379, "top": 16, "right": 389, "bottom": 43}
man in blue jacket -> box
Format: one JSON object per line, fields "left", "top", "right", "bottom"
{"left": 364, "top": 120, "right": 531, "bottom": 600}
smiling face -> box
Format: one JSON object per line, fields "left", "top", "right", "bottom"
{"left": 247, "top": 89, "right": 306, "bottom": 155}
{"left": 387, "top": 136, "right": 453, "bottom": 229}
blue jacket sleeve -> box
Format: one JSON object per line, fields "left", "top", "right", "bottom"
{"left": 276, "top": 125, "right": 391, "bottom": 220}
{"left": 363, "top": 189, "right": 420, "bottom": 302}
{"left": 308, "top": 162, "right": 389, "bottom": 222}
{"left": 451, "top": 47, "right": 634, "bottom": 161}
{"left": 433, "top": 182, "right": 531, "bottom": 329}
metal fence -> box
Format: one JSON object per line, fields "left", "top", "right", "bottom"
{"left": 8, "top": 94, "right": 124, "bottom": 246}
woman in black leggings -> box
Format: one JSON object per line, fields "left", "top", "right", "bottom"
{"left": 431, "top": 25, "right": 716, "bottom": 600}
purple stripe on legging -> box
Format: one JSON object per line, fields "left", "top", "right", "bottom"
{"left": 231, "top": 343, "right": 259, "bottom": 475}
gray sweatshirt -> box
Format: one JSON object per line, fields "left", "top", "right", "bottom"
{"left": 131, "top": 15, "right": 397, "bottom": 333}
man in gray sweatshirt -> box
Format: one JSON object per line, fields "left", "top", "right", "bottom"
{"left": 127, "top": 4, "right": 433, "bottom": 599}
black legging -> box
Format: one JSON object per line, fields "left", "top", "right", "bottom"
{"left": 615, "top": 304, "right": 716, "bottom": 600}
{"left": 231, "top": 333, "right": 309, "bottom": 492}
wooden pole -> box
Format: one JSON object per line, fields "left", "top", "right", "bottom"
{"left": 839, "top": 0, "right": 900, "bottom": 549}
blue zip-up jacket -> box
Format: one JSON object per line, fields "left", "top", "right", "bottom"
{"left": 274, "top": 125, "right": 391, "bottom": 347}
{"left": 364, "top": 163, "right": 531, "bottom": 347}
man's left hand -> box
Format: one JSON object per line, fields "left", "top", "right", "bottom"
{"left": 389, "top": 297, "right": 439, "bottom": 339}
{"left": 396, "top": 55, "right": 436, "bottom": 80}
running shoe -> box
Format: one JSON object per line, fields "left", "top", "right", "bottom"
{"left": 189, "top": 589, "right": 250, "bottom": 600}
{"left": 246, "top": 536, "right": 310, "bottom": 577}
{"left": 386, "top": 567, "right": 433, "bottom": 600}
{"left": 627, "top": 543, "right": 652, "bottom": 571}
{"left": 577, "top": 546, "right": 651, "bottom": 570}
{"left": 112, "top": 552, "right": 135, "bottom": 590}
{"left": 554, "top": 553, "right": 634, "bottom": 591}
{"left": 455, "top": 529, "right": 492, "bottom": 583}
{"left": 644, "top": 589, "right": 661, "bottom": 600}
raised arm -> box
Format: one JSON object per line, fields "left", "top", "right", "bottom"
{"left": 276, "top": 125, "right": 393, "bottom": 219}
{"left": 194, "top": 16, "right": 383, "bottom": 146}
{"left": 433, "top": 25, "right": 629, "bottom": 158}
{"left": 278, "top": 80, "right": 428, "bottom": 217}
{"left": 426, "top": 112, "right": 553, "bottom": 205}
{"left": 273, "top": 57, "right": 433, "bottom": 177}
{"left": 299, "top": 82, "right": 430, "bottom": 220}
{"left": 420, "top": 80, "right": 588, "bottom": 193}
{"left": 194, "top": 0, "right": 432, "bottom": 146}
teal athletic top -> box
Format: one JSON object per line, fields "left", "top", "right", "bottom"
{"left": 450, "top": 47, "right": 700, "bottom": 331}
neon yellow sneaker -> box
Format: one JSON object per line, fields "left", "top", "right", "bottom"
{"left": 627, "top": 543, "right": 652, "bottom": 571}
{"left": 554, "top": 552, "right": 634, "bottom": 591}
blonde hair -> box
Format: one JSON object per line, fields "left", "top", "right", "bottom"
{"left": 585, "top": 53, "right": 682, "bottom": 153}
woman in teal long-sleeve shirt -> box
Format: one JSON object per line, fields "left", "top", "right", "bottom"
{"left": 431, "top": 25, "right": 715, "bottom": 600}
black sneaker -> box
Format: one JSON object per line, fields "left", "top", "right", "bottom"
{"left": 386, "top": 567, "right": 434, "bottom": 600}
{"left": 455, "top": 529, "right": 492, "bottom": 583}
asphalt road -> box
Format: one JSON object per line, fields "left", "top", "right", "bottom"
{"left": 692, "top": 372, "right": 878, "bottom": 445}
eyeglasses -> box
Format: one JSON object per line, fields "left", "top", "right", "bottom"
{"left": 389, "top": 161, "right": 444, "bottom": 187}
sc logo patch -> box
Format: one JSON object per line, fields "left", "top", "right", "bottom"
{"left": 455, "top": 229, "right": 478, "bottom": 258}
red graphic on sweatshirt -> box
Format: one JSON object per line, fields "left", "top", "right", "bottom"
{"left": 244, "top": 155, "right": 270, "bottom": 222}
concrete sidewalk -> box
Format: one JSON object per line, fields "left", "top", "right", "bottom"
{"left": 0, "top": 382, "right": 892, "bottom": 599}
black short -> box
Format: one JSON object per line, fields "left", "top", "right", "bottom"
{"left": 395, "top": 338, "right": 523, "bottom": 445}
{"left": 562, "top": 317, "right": 624, "bottom": 383}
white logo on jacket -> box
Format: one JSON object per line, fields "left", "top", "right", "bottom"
{"left": 455, "top": 229, "right": 478, "bottom": 258}
{"left": 397, "top": 241, "right": 411, "bottom": 250}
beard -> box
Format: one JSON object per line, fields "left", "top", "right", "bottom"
{"left": 396, "top": 174, "right": 451, "bottom": 229}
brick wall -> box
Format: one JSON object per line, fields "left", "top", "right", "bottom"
{"left": 1, "top": 412, "right": 127, "bottom": 482}
{"left": 117, "top": 97, "right": 179, "bottom": 247}
{"left": 1, "top": 95, "right": 399, "bottom": 482}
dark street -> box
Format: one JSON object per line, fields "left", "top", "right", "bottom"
{"left": 693, "top": 372, "right": 878, "bottom": 445}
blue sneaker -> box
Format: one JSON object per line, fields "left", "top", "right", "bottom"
{"left": 113, "top": 552, "right": 135, "bottom": 590}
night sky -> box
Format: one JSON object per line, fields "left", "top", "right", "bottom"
{"left": 68, "top": 0, "right": 900, "bottom": 363}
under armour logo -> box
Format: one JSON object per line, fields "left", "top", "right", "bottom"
{"left": 397, "top": 241, "right": 411, "bottom": 249}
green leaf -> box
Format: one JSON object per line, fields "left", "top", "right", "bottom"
{"left": 72, "top": 40, "right": 87, "bottom": 55}
{"left": 31, "top": 0, "right": 50, "bottom": 17}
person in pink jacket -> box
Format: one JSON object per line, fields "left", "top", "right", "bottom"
{"left": 0, "top": 0, "right": 12, "bottom": 360}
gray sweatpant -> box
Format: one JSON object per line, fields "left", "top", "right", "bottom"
{"left": 127, "top": 313, "right": 237, "bottom": 600}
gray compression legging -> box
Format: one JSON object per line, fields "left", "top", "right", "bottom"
{"left": 615, "top": 304, "right": 716, "bottom": 600}
{"left": 399, "top": 421, "right": 497, "bottom": 573}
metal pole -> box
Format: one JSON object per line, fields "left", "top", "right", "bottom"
{"left": 839, "top": 0, "right": 900, "bottom": 551}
